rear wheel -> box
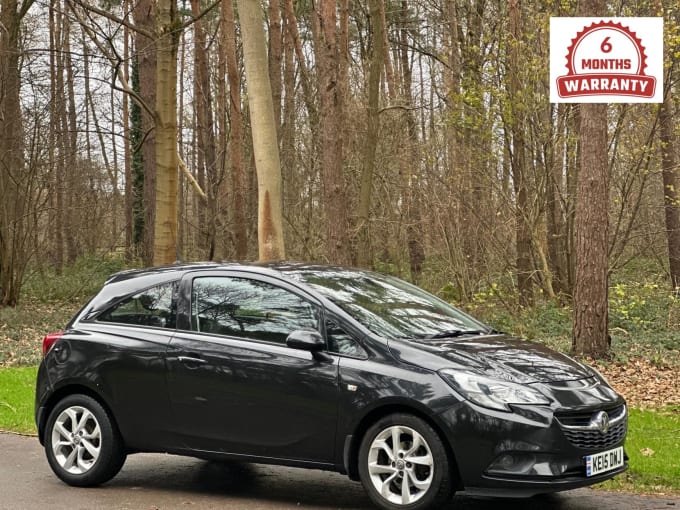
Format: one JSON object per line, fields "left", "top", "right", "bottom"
{"left": 358, "top": 413, "right": 453, "bottom": 510}
{"left": 44, "top": 394, "right": 126, "bottom": 486}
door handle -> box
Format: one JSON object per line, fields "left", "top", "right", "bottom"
{"left": 178, "top": 355, "right": 208, "bottom": 365}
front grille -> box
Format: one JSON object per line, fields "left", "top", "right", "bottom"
{"left": 561, "top": 420, "right": 627, "bottom": 449}
{"left": 556, "top": 405, "right": 627, "bottom": 450}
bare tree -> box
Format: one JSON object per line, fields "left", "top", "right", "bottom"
{"left": 191, "top": 0, "right": 219, "bottom": 260}
{"left": 572, "top": 0, "right": 610, "bottom": 356}
{"left": 223, "top": 0, "right": 247, "bottom": 259}
{"left": 659, "top": 58, "right": 680, "bottom": 288}
{"left": 356, "top": 0, "right": 384, "bottom": 267}
{"left": 0, "top": 0, "right": 36, "bottom": 305}
{"left": 69, "top": 0, "right": 211, "bottom": 265}
{"left": 312, "top": 0, "right": 351, "bottom": 265}
{"left": 546, "top": 103, "right": 568, "bottom": 296}
{"left": 236, "top": 0, "right": 286, "bottom": 261}
{"left": 132, "top": 0, "right": 157, "bottom": 264}
{"left": 151, "top": 0, "right": 181, "bottom": 265}
{"left": 508, "top": 0, "right": 533, "bottom": 305}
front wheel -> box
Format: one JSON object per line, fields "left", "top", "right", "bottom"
{"left": 44, "top": 394, "right": 126, "bottom": 486}
{"left": 358, "top": 413, "right": 453, "bottom": 510}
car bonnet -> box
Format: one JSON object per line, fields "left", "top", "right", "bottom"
{"left": 388, "top": 334, "right": 594, "bottom": 384}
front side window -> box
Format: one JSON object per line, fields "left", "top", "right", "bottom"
{"left": 326, "top": 319, "right": 366, "bottom": 357}
{"left": 98, "top": 281, "right": 178, "bottom": 329}
{"left": 191, "top": 277, "right": 320, "bottom": 345}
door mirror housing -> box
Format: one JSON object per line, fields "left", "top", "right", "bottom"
{"left": 286, "top": 329, "right": 325, "bottom": 352}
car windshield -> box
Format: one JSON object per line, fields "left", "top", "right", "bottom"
{"left": 290, "top": 269, "right": 490, "bottom": 340}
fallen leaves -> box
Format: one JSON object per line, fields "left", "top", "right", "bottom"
{"left": 597, "top": 358, "right": 680, "bottom": 409}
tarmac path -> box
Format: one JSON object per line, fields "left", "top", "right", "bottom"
{"left": 1, "top": 433, "right": 678, "bottom": 510}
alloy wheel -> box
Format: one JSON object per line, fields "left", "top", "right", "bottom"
{"left": 50, "top": 405, "right": 102, "bottom": 475}
{"left": 367, "top": 425, "right": 434, "bottom": 505}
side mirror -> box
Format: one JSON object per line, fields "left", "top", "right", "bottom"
{"left": 286, "top": 329, "right": 325, "bottom": 352}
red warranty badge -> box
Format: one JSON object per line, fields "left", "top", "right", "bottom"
{"left": 556, "top": 21, "right": 656, "bottom": 98}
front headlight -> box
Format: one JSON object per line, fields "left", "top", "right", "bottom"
{"left": 439, "top": 370, "right": 550, "bottom": 412}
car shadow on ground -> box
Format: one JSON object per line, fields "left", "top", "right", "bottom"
{"left": 102, "top": 456, "right": 568, "bottom": 509}
{"left": 104, "top": 458, "right": 373, "bottom": 508}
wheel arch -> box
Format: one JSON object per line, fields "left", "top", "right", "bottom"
{"left": 346, "top": 403, "right": 463, "bottom": 490}
{"left": 38, "top": 384, "right": 119, "bottom": 446}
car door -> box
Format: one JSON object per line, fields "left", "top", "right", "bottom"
{"left": 166, "top": 271, "right": 339, "bottom": 464}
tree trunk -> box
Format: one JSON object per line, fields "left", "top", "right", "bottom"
{"left": 123, "top": 0, "right": 133, "bottom": 260}
{"left": 132, "top": 0, "right": 157, "bottom": 265}
{"left": 0, "top": 0, "right": 34, "bottom": 305}
{"left": 152, "top": 0, "right": 180, "bottom": 265}
{"left": 280, "top": 0, "right": 296, "bottom": 220}
{"left": 130, "top": 59, "right": 146, "bottom": 256}
{"left": 356, "top": 0, "right": 384, "bottom": 267}
{"left": 313, "top": 0, "right": 351, "bottom": 265}
{"left": 565, "top": 105, "right": 580, "bottom": 293}
{"left": 380, "top": 0, "right": 396, "bottom": 100}
{"left": 268, "top": 0, "right": 283, "bottom": 135}
{"left": 48, "top": 1, "right": 63, "bottom": 272}
{"left": 193, "top": 21, "right": 207, "bottom": 254}
{"left": 63, "top": 12, "right": 79, "bottom": 263}
{"left": 660, "top": 93, "right": 680, "bottom": 288}
{"left": 572, "top": 1, "right": 609, "bottom": 357}
{"left": 283, "top": 0, "right": 317, "bottom": 122}
{"left": 223, "top": 0, "right": 248, "bottom": 259}
{"left": 398, "top": 0, "right": 425, "bottom": 279}
{"left": 547, "top": 103, "right": 567, "bottom": 296}
{"left": 216, "top": 0, "right": 228, "bottom": 258}
{"left": 111, "top": 76, "right": 119, "bottom": 246}
{"left": 191, "top": 0, "right": 218, "bottom": 260}
{"left": 177, "top": 28, "right": 187, "bottom": 261}
{"left": 509, "top": 0, "right": 533, "bottom": 306}
{"left": 236, "top": 0, "right": 286, "bottom": 261}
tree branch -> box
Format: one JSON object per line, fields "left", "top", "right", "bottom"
{"left": 18, "top": 0, "right": 37, "bottom": 20}
{"left": 379, "top": 104, "right": 422, "bottom": 114}
{"left": 182, "top": 0, "right": 221, "bottom": 30}
{"left": 68, "top": 1, "right": 156, "bottom": 121}
{"left": 178, "top": 157, "right": 207, "bottom": 202}
{"left": 68, "top": 0, "right": 154, "bottom": 39}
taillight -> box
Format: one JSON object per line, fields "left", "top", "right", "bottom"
{"left": 42, "top": 332, "right": 64, "bottom": 356}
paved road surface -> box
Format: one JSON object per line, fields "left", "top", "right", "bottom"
{"left": 1, "top": 433, "right": 678, "bottom": 510}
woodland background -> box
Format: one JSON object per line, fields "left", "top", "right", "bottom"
{"left": 1, "top": 0, "right": 680, "bottom": 359}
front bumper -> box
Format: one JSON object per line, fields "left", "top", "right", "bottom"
{"left": 460, "top": 463, "right": 628, "bottom": 497}
{"left": 437, "top": 398, "right": 628, "bottom": 497}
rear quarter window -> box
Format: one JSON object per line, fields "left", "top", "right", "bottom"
{"left": 98, "top": 281, "right": 178, "bottom": 329}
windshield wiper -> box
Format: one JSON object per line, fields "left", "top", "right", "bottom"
{"left": 426, "top": 329, "right": 490, "bottom": 339}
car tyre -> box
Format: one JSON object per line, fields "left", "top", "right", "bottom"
{"left": 358, "top": 413, "right": 453, "bottom": 510}
{"left": 44, "top": 394, "right": 126, "bottom": 486}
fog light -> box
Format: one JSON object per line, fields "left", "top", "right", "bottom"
{"left": 487, "top": 453, "right": 536, "bottom": 475}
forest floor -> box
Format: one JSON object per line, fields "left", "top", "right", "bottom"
{"left": 597, "top": 358, "right": 680, "bottom": 409}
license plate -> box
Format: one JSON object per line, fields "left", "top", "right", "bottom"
{"left": 585, "top": 446, "right": 624, "bottom": 476}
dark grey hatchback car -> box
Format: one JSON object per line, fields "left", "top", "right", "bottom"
{"left": 36, "top": 263, "right": 627, "bottom": 510}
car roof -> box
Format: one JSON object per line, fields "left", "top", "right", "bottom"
{"left": 104, "top": 261, "right": 361, "bottom": 285}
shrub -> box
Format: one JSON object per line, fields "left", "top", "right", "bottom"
{"left": 22, "top": 254, "right": 128, "bottom": 303}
